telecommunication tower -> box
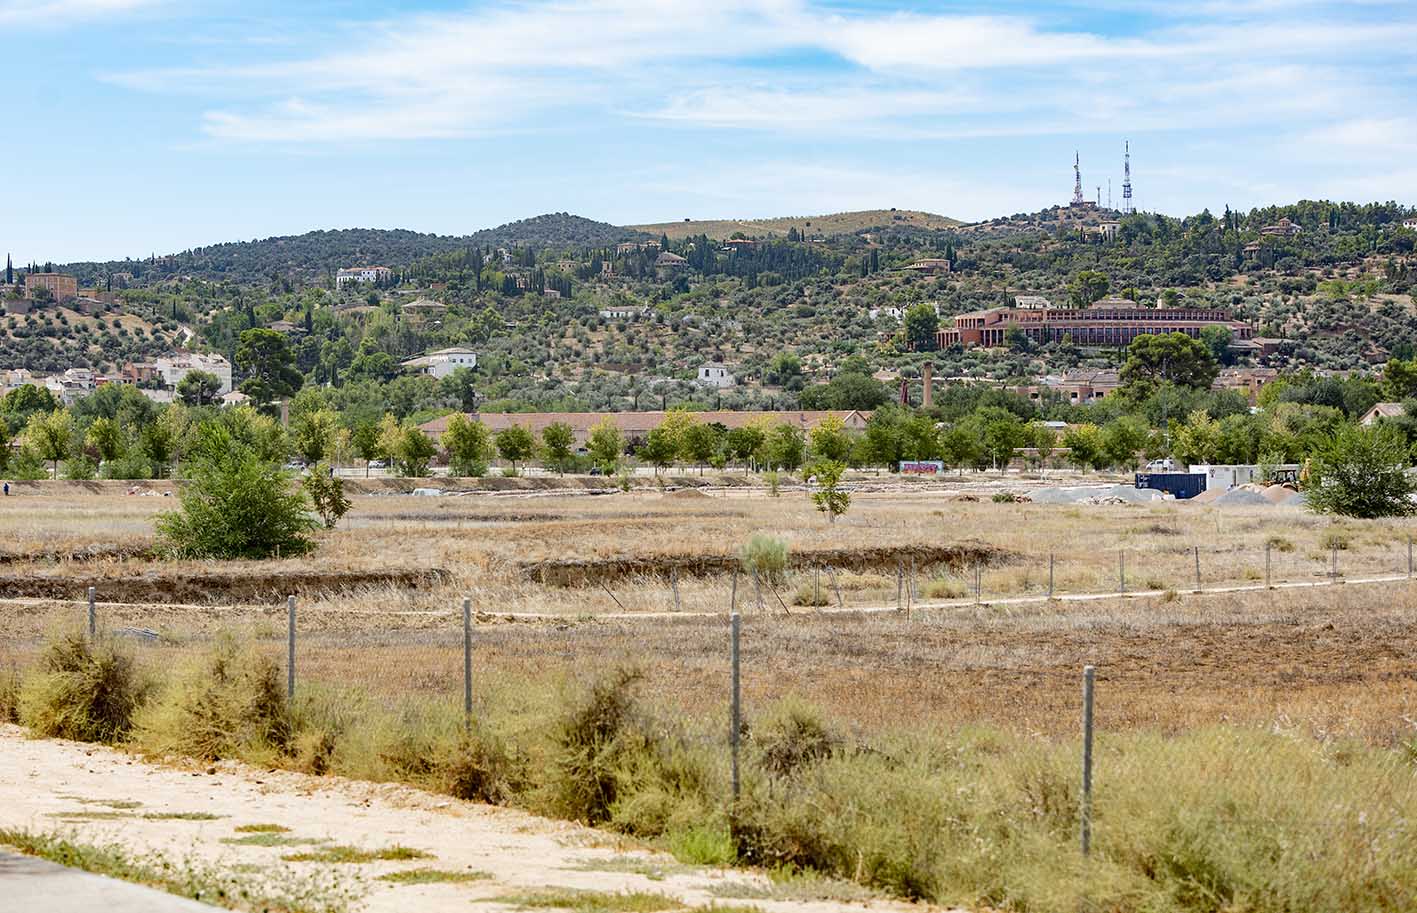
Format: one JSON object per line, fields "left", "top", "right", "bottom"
{"left": 1122, "top": 141, "right": 1134, "bottom": 215}
{"left": 1072, "top": 152, "right": 1085, "bottom": 206}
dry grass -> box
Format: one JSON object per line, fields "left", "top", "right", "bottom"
{"left": 4, "top": 478, "right": 1417, "bottom": 747}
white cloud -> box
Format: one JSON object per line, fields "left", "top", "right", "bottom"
{"left": 107, "top": 0, "right": 1417, "bottom": 183}
{"left": 0, "top": 0, "right": 155, "bottom": 25}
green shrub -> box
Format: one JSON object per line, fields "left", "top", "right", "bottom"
{"left": 1306, "top": 424, "right": 1417, "bottom": 518}
{"left": 61, "top": 457, "right": 97, "bottom": 480}
{"left": 100, "top": 451, "right": 153, "bottom": 480}
{"left": 752, "top": 699, "right": 838, "bottom": 779}
{"left": 155, "top": 423, "right": 318, "bottom": 559}
{"left": 132, "top": 638, "right": 291, "bottom": 762}
{"left": 740, "top": 534, "right": 788, "bottom": 585}
{"left": 19, "top": 632, "right": 149, "bottom": 743}
{"left": 303, "top": 463, "right": 351, "bottom": 529}
{"left": 539, "top": 668, "right": 648, "bottom": 825}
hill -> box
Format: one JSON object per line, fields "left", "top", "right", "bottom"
{"left": 628, "top": 209, "right": 962, "bottom": 241}
{"left": 60, "top": 214, "right": 637, "bottom": 284}
{"left": 466, "top": 213, "right": 643, "bottom": 248}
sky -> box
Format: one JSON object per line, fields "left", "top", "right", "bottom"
{"left": 5, "top": 0, "right": 1417, "bottom": 263}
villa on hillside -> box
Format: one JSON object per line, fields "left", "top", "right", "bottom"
{"left": 938, "top": 301, "right": 1251, "bottom": 349}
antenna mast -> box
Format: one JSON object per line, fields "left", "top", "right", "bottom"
{"left": 1122, "top": 140, "right": 1134, "bottom": 215}
{"left": 1072, "top": 152, "right": 1084, "bottom": 206}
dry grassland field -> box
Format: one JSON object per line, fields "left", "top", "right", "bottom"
{"left": 3, "top": 473, "right": 1416, "bottom": 743}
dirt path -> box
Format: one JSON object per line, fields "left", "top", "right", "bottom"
{"left": 0, "top": 726, "right": 936, "bottom": 913}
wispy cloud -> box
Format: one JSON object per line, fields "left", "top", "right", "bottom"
{"left": 0, "top": 0, "right": 156, "bottom": 26}
{"left": 107, "top": 0, "right": 1417, "bottom": 203}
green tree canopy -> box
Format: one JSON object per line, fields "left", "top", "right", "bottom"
{"left": 1120, "top": 333, "right": 1219, "bottom": 396}
{"left": 235, "top": 328, "right": 303, "bottom": 408}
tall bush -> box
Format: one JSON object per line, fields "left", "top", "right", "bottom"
{"left": 156, "top": 423, "right": 318, "bottom": 559}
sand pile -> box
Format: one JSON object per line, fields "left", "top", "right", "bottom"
{"left": 1030, "top": 485, "right": 1170, "bottom": 505}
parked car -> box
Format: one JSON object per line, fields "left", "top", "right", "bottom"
{"left": 368, "top": 460, "right": 387, "bottom": 469}
{"left": 1145, "top": 458, "right": 1177, "bottom": 472}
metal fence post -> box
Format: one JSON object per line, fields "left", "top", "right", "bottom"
{"left": 1119, "top": 550, "right": 1126, "bottom": 595}
{"left": 974, "top": 562, "right": 982, "bottom": 605}
{"left": 730, "top": 612, "right": 741, "bottom": 803}
{"left": 1081, "top": 665, "right": 1096, "bottom": 857}
{"left": 87, "top": 586, "right": 96, "bottom": 640}
{"left": 1265, "top": 541, "right": 1272, "bottom": 589}
{"left": 729, "top": 566, "right": 738, "bottom": 613}
{"left": 1194, "top": 546, "right": 1201, "bottom": 592}
{"left": 1408, "top": 535, "right": 1412, "bottom": 578}
{"left": 896, "top": 561, "right": 903, "bottom": 610}
{"left": 1048, "top": 553, "right": 1054, "bottom": 599}
{"left": 752, "top": 567, "right": 762, "bottom": 611}
{"left": 671, "top": 567, "right": 681, "bottom": 612}
{"left": 463, "top": 596, "right": 473, "bottom": 731}
{"left": 286, "top": 595, "right": 296, "bottom": 700}
{"left": 1331, "top": 544, "right": 1339, "bottom": 581}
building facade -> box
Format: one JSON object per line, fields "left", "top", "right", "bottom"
{"left": 937, "top": 302, "right": 1251, "bottom": 349}
{"left": 335, "top": 266, "right": 393, "bottom": 287}
{"left": 401, "top": 347, "right": 478, "bottom": 379}
{"left": 24, "top": 273, "right": 78, "bottom": 301}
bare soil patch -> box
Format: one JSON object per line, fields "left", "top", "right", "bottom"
{"left": 525, "top": 542, "right": 1011, "bottom": 587}
{"left": 0, "top": 568, "right": 449, "bottom": 604}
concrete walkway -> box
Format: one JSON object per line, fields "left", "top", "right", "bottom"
{"left": 0, "top": 850, "right": 221, "bottom": 912}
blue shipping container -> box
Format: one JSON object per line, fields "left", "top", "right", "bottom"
{"left": 1134, "top": 473, "right": 1207, "bottom": 500}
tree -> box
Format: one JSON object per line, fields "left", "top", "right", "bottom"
{"left": 798, "top": 372, "right": 890, "bottom": 411}
{"left": 1120, "top": 333, "right": 1219, "bottom": 395}
{"left": 1305, "top": 424, "right": 1417, "bottom": 518}
{"left": 443, "top": 414, "right": 492, "bottom": 477}
{"left": 235, "top": 328, "right": 303, "bottom": 408}
{"left": 809, "top": 460, "right": 850, "bottom": 523}
{"left": 391, "top": 423, "right": 436, "bottom": 477}
{"left": 290, "top": 408, "right": 339, "bottom": 465}
{"left": 1199, "top": 325, "right": 1234, "bottom": 366}
{"left": 903, "top": 302, "right": 939, "bottom": 352}
{"left": 85, "top": 417, "right": 124, "bottom": 464}
{"left": 678, "top": 421, "right": 721, "bottom": 474}
{"left": 24, "top": 410, "right": 73, "bottom": 479}
{"left": 725, "top": 425, "right": 765, "bottom": 470}
{"left": 303, "top": 463, "right": 351, "bottom": 529}
{"left": 639, "top": 425, "right": 679, "bottom": 474}
{"left": 1101, "top": 416, "right": 1149, "bottom": 470}
{"left": 540, "top": 422, "right": 576, "bottom": 475}
{"left": 763, "top": 423, "right": 806, "bottom": 471}
{"left": 351, "top": 420, "right": 383, "bottom": 477}
{"left": 1068, "top": 270, "right": 1110, "bottom": 307}
{"left": 176, "top": 370, "right": 222, "bottom": 407}
{"left": 809, "top": 415, "right": 852, "bottom": 463}
{"left": 587, "top": 418, "right": 624, "bottom": 474}
{"left": 155, "top": 423, "right": 318, "bottom": 559}
{"left": 1172, "top": 410, "right": 1220, "bottom": 467}
{"left": 495, "top": 425, "right": 536, "bottom": 473}
{"left": 1, "top": 384, "right": 59, "bottom": 434}
{"left": 1383, "top": 357, "right": 1417, "bottom": 401}
{"left": 1062, "top": 423, "right": 1106, "bottom": 471}
{"left": 439, "top": 367, "right": 479, "bottom": 412}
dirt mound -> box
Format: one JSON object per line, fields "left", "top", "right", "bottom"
{"left": 0, "top": 543, "right": 156, "bottom": 565}
{"left": 667, "top": 487, "right": 710, "bottom": 499}
{"left": 0, "top": 567, "right": 449, "bottom": 604}
{"left": 525, "top": 542, "right": 1011, "bottom": 587}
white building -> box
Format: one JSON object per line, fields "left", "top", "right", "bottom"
{"left": 599, "top": 305, "right": 646, "bottom": 320}
{"left": 1014, "top": 296, "right": 1051, "bottom": 309}
{"left": 156, "top": 353, "right": 233, "bottom": 395}
{"left": 401, "top": 347, "right": 478, "bottom": 379}
{"left": 696, "top": 364, "right": 736, "bottom": 388}
{"left": 336, "top": 266, "right": 393, "bottom": 287}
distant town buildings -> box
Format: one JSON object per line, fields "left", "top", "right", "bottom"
{"left": 154, "top": 352, "right": 233, "bottom": 395}
{"left": 400, "top": 346, "right": 478, "bottom": 379}
{"left": 901, "top": 258, "right": 952, "bottom": 275}
{"left": 1014, "top": 295, "right": 1051, "bottom": 310}
{"left": 599, "top": 305, "right": 647, "bottom": 320}
{"left": 24, "top": 272, "right": 78, "bottom": 301}
{"left": 336, "top": 266, "right": 393, "bottom": 287}
{"left": 938, "top": 301, "right": 1251, "bottom": 349}
{"left": 1259, "top": 218, "right": 1301, "bottom": 237}
{"left": 696, "top": 364, "right": 736, "bottom": 389}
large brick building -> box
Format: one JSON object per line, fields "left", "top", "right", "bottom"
{"left": 24, "top": 272, "right": 78, "bottom": 301}
{"left": 937, "top": 300, "right": 1251, "bottom": 349}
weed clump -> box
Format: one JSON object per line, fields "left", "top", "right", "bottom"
{"left": 540, "top": 668, "right": 645, "bottom": 824}
{"left": 739, "top": 535, "right": 788, "bottom": 585}
{"left": 18, "top": 632, "right": 149, "bottom": 743}
{"left": 132, "top": 637, "right": 291, "bottom": 762}
{"left": 753, "top": 700, "right": 838, "bottom": 779}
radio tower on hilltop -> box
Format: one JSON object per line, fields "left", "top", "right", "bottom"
{"left": 1122, "top": 141, "right": 1134, "bottom": 215}
{"left": 1072, "top": 152, "right": 1085, "bottom": 206}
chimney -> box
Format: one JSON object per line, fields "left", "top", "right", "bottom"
{"left": 922, "top": 363, "right": 934, "bottom": 410}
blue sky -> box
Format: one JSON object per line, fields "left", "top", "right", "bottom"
{"left": 5, "top": 0, "right": 1416, "bottom": 263}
